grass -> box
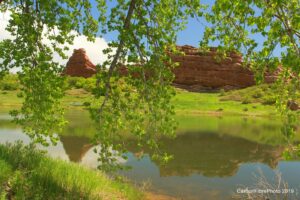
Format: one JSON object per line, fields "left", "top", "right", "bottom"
{"left": 0, "top": 87, "right": 279, "bottom": 117}
{"left": 0, "top": 142, "right": 143, "bottom": 200}
{"left": 174, "top": 87, "right": 277, "bottom": 116}
{"left": 0, "top": 73, "right": 284, "bottom": 116}
{"left": 221, "top": 84, "right": 300, "bottom": 105}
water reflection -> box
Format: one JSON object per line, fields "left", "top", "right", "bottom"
{"left": 0, "top": 111, "right": 300, "bottom": 199}
{"left": 41, "top": 133, "right": 285, "bottom": 178}
{"left": 0, "top": 111, "right": 291, "bottom": 174}
{"left": 128, "top": 132, "right": 284, "bottom": 177}
{"left": 60, "top": 136, "right": 93, "bottom": 162}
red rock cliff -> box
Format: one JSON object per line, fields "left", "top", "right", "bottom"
{"left": 171, "top": 45, "right": 277, "bottom": 91}
{"left": 64, "top": 48, "right": 96, "bottom": 78}
{"left": 64, "top": 46, "right": 277, "bottom": 90}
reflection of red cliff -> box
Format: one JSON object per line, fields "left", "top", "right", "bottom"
{"left": 64, "top": 48, "right": 96, "bottom": 78}
{"left": 171, "top": 45, "right": 277, "bottom": 91}
{"left": 156, "top": 134, "right": 284, "bottom": 177}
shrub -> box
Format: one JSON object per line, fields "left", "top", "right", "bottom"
{"left": 216, "top": 108, "right": 223, "bottom": 112}
{"left": 241, "top": 97, "right": 251, "bottom": 104}
{"left": 65, "top": 76, "right": 97, "bottom": 92}
{"left": 83, "top": 101, "right": 91, "bottom": 107}
{"left": 252, "top": 89, "right": 263, "bottom": 98}
{"left": 219, "top": 89, "right": 226, "bottom": 96}
{"left": 16, "top": 92, "right": 24, "bottom": 98}
{"left": 74, "top": 78, "right": 86, "bottom": 89}
{"left": 0, "top": 74, "right": 19, "bottom": 91}
{"left": 262, "top": 96, "right": 276, "bottom": 105}
{"left": 82, "top": 78, "right": 97, "bottom": 92}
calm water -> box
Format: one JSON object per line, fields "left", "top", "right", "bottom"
{"left": 0, "top": 110, "right": 300, "bottom": 199}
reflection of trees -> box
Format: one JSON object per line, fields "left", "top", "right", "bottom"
{"left": 0, "top": 119, "right": 18, "bottom": 129}
{"left": 126, "top": 132, "right": 284, "bottom": 177}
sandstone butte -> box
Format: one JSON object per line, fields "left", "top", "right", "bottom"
{"left": 170, "top": 45, "right": 277, "bottom": 91}
{"left": 64, "top": 46, "right": 278, "bottom": 90}
{"left": 63, "top": 48, "right": 96, "bottom": 78}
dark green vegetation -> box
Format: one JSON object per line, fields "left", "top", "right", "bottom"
{"left": 1, "top": 0, "right": 202, "bottom": 169}
{"left": 0, "top": 142, "right": 142, "bottom": 200}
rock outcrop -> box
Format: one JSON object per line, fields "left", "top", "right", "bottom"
{"left": 171, "top": 45, "right": 277, "bottom": 91}
{"left": 64, "top": 48, "right": 96, "bottom": 78}
{"left": 287, "top": 100, "right": 299, "bottom": 111}
{"left": 64, "top": 46, "right": 278, "bottom": 90}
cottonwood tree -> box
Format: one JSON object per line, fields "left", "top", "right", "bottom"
{"left": 1, "top": 0, "right": 298, "bottom": 170}
{"left": 0, "top": 0, "right": 203, "bottom": 170}
{"left": 201, "top": 0, "right": 300, "bottom": 158}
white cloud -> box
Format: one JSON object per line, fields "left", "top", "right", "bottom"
{"left": 51, "top": 35, "right": 110, "bottom": 66}
{"left": 0, "top": 12, "right": 13, "bottom": 40}
{"left": 0, "top": 11, "right": 110, "bottom": 68}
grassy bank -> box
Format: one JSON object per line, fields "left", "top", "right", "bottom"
{"left": 0, "top": 88, "right": 279, "bottom": 117}
{"left": 173, "top": 88, "right": 277, "bottom": 116}
{"left": 0, "top": 74, "right": 285, "bottom": 116}
{"left": 0, "top": 142, "right": 143, "bottom": 200}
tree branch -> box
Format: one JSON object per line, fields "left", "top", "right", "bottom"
{"left": 98, "top": 0, "right": 137, "bottom": 113}
{"left": 274, "top": 5, "right": 300, "bottom": 56}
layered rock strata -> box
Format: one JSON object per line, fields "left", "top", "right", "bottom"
{"left": 64, "top": 48, "right": 96, "bottom": 78}
{"left": 171, "top": 45, "right": 277, "bottom": 91}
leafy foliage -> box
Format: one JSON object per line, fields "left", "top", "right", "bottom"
{"left": 87, "top": 0, "right": 205, "bottom": 171}
{"left": 1, "top": 0, "right": 299, "bottom": 168}
{"left": 201, "top": 0, "right": 300, "bottom": 158}
{"left": 0, "top": 0, "right": 204, "bottom": 169}
{"left": 0, "top": 0, "right": 98, "bottom": 145}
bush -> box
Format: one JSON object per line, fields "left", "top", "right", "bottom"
{"left": 241, "top": 96, "right": 252, "bottom": 104}
{"left": 66, "top": 77, "right": 78, "bottom": 88}
{"left": 262, "top": 96, "right": 276, "bottom": 105}
{"left": 219, "top": 89, "right": 226, "bottom": 96}
{"left": 252, "top": 89, "right": 263, "bottom": 98}
{"left": 65, "top": 76, "right": 97, "bottom": 92}
{"left": 83, "top": 101, "right": 91, "bottom": 107}
{"left": 16, "top": 92, "right": 24, "bottom": 98}
{"left": 82, "top": 78, "right": 97, "bottom": 92}
{"left": 0, "top": 74, "right": 19, "bottom": 91}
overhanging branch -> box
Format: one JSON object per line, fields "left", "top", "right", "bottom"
{"left": 98, "top": 0, "right": 137, "bottom": 113}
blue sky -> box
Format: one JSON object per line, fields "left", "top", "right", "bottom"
{"left": 0, "top": 0, "right": 284, "bottom": 65}
{"left": 92, "top": 0, "right": 284, "bottom": 57}
{"left": 97, "top": 0, "right": 213, "bottom": 47}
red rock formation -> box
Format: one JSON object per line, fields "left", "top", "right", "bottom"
{"left": 171, "top": 45, "right": 277, "bottom": 91}
{"left": 65, "top": 46, "right": 278, "bottom": 91}
{"left": 64, "top": 48, "right": 96, "bottom": 78}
